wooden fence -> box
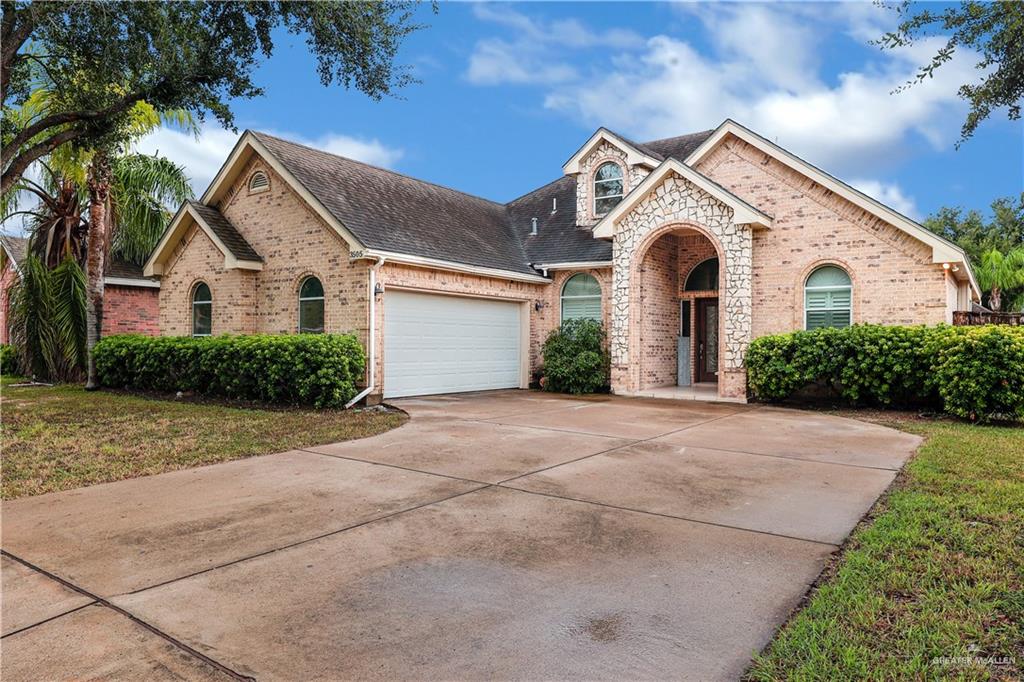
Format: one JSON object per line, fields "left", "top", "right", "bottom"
{"left": 953, "top": 311, "right": 1024, "bottom": 326}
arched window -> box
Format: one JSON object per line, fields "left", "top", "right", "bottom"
{"left": 805, "top": 265, "right": 852, "bottom": 329}
{"left": 561, "top": 273, "right": 602, "bottom": 322}
{"left": 593, "top": 162, "right": 624, "bottom": 215}
{"left": 248, "top": 170, "right": 269, "bottom": 193}
{"left": 192, "top": 282, "right": 212, "bottom": 337}
{"left": 298, "top": 276, "right": 325, "bottom": 333}
{"left": 684, "top": 257, "right": 719, "bottom": 291}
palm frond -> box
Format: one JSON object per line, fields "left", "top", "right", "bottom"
{"left": 9, "top": 254, "right": 58, "bottom": 380}
{"left": 110, "top": 153, "right": 194, "bottom": 265}
{"left": 50, "top": 256, "right": 88, "bottom": 374}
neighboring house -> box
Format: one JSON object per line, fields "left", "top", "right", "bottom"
{"left": 143, "top": 119, "right": 979, "bottom": 402}
{"left": 0, "top": 235, "right": 160, "bottom": 343}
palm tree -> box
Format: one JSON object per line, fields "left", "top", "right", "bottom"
{"left": 2, "top": 150, "right": 192, "bottom": 381}
{"left": 975, "top": 248, "right": 1024, "bottom": 312}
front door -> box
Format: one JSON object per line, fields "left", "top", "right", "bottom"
{"left": 695, "top": 298, "right": 719, "bottom": 383}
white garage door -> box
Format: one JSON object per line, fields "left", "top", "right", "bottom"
{"left": 384, "top": 291, "right": 522, "bottom": 398}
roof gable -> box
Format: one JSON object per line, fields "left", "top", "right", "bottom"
{"left": 687, "top": 119, "right": 979, "bottom": 297}
{"left": 592, "top": 158, "right": 773, "bottom": 238}
{"left": 144, "top": 202, "right": 262, "bottom": 276}
{"left": 562, "top": 128, "right": 663, "bottom": 175}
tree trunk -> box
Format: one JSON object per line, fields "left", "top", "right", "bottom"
{"left": 990, "top": 286, "right": 1002, "bottom": 312}
{"left": 84, "top": 152, "right": 111, "bottom": 390}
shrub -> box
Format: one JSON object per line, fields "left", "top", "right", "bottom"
{"left": 747, "top": 324, "right": 1024, "bottom": 422}
{"left": 1, "top": 343, "right": 22, "bottom": 377}
{"left": 928, "top": 325, "right": 1024, "bottom": 421}
{"left": 93, "top": 333, "right": 366, "bottom": 408}
{"left": 541, "top": 318, "right": 609, "bottom": 394}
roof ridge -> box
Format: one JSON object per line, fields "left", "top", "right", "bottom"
{"left": 505, "top": 175, "right": 570, "bottom": 207}
{"left": 641, "top": 129, "right": 717, "bottom": 148}
{"left": 251, "top": 131, "right": 508, "bottom": 210}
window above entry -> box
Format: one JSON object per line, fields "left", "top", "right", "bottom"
{"left": 593, "top": 163, "right": 624, "bottom": 215}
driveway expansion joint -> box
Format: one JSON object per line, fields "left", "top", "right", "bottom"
{"left": 0, "top": 550, "right": 254, "bottom": 681}
{"left": 493, "top": 485, "right": 842, "bottom": 549}
{"left": 494, "top": 408, "right": 748, "bottom": 486}
{"left": 121, "top": 483, "right": 492, "bottom": 597}
{"left": 1, "top": 601, "right": 97, "bottom": 640}
{"left": 297, "top": 447, "right": 492, "bottom": 486}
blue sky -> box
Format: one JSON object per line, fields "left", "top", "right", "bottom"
{"left": 140, "top": 1, "right": 1022, "bottom": 221}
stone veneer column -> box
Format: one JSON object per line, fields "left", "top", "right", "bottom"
{"left": 608, "top": 174, "right": 753, "bottom": 399}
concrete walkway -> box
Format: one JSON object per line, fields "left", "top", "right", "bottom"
{"left": 1, "top": 391, "right": 921, "bottom": 681}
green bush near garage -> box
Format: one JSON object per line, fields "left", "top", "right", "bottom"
{"left": 746, "top": 324, "right": 1024, "bottom": 422}
{"left": 93, "top": 333, "right": 366, "bottom": 408}
{"left": 541, "top": 318, "right": 610, "bottom": 395}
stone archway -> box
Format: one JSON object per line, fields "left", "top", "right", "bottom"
{"left": 607, "top": 173, "right": 754, "bottom": 399}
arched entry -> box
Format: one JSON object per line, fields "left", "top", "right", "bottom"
{"left": 631, "top": 225, "right": 723, "bottom": 392}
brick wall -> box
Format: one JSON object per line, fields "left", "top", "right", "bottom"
{"left": 696, "top": 135, "right": 952, "bottom": 337}
{"left": 158, "top": 226, "right": 258, "bottom": 336}
{"left": 639, "top": 234, "right": 679, "bottom": 388}
{"left": 219, "top": 158, "right": 368, "bottom": 340}
{"left": 102, "top": 285, "right": 159, "bottom": 336}
{"left": 158, "top": 157, "right": 368, "bottom": 343}
{"left": 0, "top": 259, "right": 16, "bottom": 344}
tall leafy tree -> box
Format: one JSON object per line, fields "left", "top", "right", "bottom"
{"left": 877, "top": 1, "right": 1024, "bottom": 143}
{"left": 924, "top": 195, "right": 1024, "bottom": 310}
{"left": 1, "top": 1, "right": 429, "bottom": 193}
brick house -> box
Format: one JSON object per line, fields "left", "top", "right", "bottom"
{"left": 0, "top": 235, "right": 160, "bottom": 344}
{"left": 143, "top": 119, "right": 979, "bottom": 403}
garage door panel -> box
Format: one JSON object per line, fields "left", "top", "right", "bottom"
{"left": 384, "top": 292, "right": 522, "bottom": 398}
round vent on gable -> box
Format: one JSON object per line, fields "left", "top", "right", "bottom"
{"left": 248, "top": 170, "right": 270, "bottom": 193}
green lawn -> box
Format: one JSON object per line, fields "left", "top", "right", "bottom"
{"left": 748, "top": 413, "right": 1023, "bottom": 681}
{"left": 0, "top": 376, "right": 405, "bottom": 499}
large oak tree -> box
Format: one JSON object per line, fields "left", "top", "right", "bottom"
{"left": 1, "top": 1, "right": 427, "bottom": 194}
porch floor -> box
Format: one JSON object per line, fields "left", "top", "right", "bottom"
{"left": 617, "top": 383, "right": 747, "bottom": 404}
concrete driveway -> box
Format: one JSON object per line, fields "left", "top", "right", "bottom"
{"left": 1, "top": 391, "right": 921, "bottom": 681}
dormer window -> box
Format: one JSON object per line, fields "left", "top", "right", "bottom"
{"left": 248, "top": 170, "right": 270, "bottom": 193}
{"left": 593, "top": 162, "right": 624, "bottom": 215}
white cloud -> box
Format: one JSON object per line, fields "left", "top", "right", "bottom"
{"left": 466, "top": 5, "right": 642, "bottom": 86}
{"left": 135, "top": 125, "right": 404, "bottom": 195}
{"left": 850, "top": 179, "right": 920, "bottom": 219}
{"left": 463, "top": 3, "right": 978, "bottom": 178}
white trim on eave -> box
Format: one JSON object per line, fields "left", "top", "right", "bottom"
{"left": 104, "top": 276, "right": 160, "bottom": 289}
{"left": 533, "top": 260, "right": 612, "bottom": 271}
{"left": 352, "top": 249, "right": 551, "bottom": 284}
{"left": 591, "top": 158, "right": 773, "bottom": 239}
{"left": 687, "top": 119, "right": 980, "bottom": 299}
{"left": 562, "top": 128, "right": 661, "bottom": 175}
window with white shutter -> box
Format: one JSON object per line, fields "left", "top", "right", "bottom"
{"left": 804, "top": 266, "right": 852, "bottom": 329}
{"left": 561, "top": 273, "right": 602, "bottom": 322}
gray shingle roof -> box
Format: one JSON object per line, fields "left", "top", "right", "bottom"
{"left": 252, "top": 132, "right": 534, "bottom": 275}
{"left": 2, "top": 233, "right": 157, "bottom": 282}
{"left": 240, "top": 127, "right": 716, "bottom": 275}
{"left": 507, "top": 177, "right": 612, "bottom": 265}
{"left": 188, "top": 201, "right": 262, "bottom": 262}
{"left": 1, "top": 234, "right": 28, "bottom": 266}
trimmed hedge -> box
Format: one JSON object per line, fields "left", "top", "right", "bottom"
{"left": 94, "top": 334, "right": 366, "bottom": 408}
{"left": 746, "top": 324, "right": 1024, "bottom": 422}
{"left": 1, "top": 343, "right": 22, "bottom": 377}
{"left": 541, "top": 318, "right": 610, "bottom": 394}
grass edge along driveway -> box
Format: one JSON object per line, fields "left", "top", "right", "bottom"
{"left": 0, "top": 377, "right": 405, "bottom": 499}
{"left": 747, "top": 413, "right": 1023, "bottom": 681}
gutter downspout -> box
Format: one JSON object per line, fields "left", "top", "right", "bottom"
{"left": 345, "top": 256, "right": 386, "bottom": 408}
